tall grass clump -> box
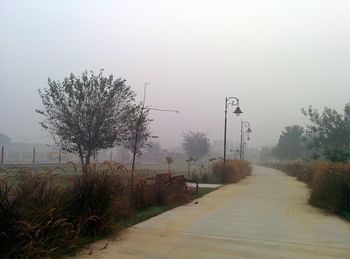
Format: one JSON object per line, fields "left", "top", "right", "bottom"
{"left": 65, "top": 171, "right": 129, "bottom": 237}
{"left": 1, "top": 172, "right": 77, "bottom": 258}
{"left": 212, "top": 160, "right": 252, "bottom": 184}
{"left": 156, "top": 181, "right": 189, "bottom": 206}
{"left": 133, "top": 178, "right": 157, "bottom": 209}
{"left": 0, "top": 174, "right": 19, "bottom": 258}
{"left": 309, "top": 162, "right": 350, "bottom": 213}
{"left": 133, "top": 175, "right": 190, "bottom": 209}
{"left": 0, "top": 164, "right": 193, "bottom": 258}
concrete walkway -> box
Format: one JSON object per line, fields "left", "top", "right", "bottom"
{"left": 76, "top": 166, "right": 350, "bottom": 258}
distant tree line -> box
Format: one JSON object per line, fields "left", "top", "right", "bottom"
{"left": 260, "top": 103, "right": 350, "bottom": 163}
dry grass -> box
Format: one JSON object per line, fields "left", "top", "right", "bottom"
{"left": 309, "top": 162, "right": 350, "bottom": 213}
{"left": 211, "top": 159, "right": 252, "bottom": 184}
{"left": 0, "top": 172, "right": 77, "bottom": 258}
{"left": 0, "top": 162, "right": 193, "bottom": 258}
{"left": 65, "top": 172, "right": 129, "bottom": 237}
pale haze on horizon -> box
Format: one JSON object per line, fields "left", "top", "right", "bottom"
{"left": 0, "top": 0, "right": 349, "bottom": 151}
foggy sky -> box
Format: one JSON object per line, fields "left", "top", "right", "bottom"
{"left": 1, "top": 0, "right": 349, "bottom": 150}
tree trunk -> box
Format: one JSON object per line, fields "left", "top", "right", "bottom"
{"left": 82, "top": 154, "right": 91, "bottom": 174}
{"left": 79, "top": 155, "right": 87, "bottom": 174}
{"left": 85, "top": 155, "right": 90, "bottom": 165}
{"left": 187, "top": 162, "right": 190, "bottom": 178}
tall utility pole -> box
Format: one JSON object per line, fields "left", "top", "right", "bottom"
{"left": 130, "top": 82, "right": 179, "bottom": 206}
{"left": 130, "top": 82, "right": 149, "bottom": 206}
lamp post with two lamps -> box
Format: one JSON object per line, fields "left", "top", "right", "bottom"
{"left": 240, "top": 120, "right": 252, "bottom": 160}
{"left": 223, "top": 97, "right": 243, "bottom": 165}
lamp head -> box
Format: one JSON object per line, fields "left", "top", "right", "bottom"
{"left": 233, "top": 106, "right": 243, "bottom": 116}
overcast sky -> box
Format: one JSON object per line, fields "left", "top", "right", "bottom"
{"left": 0, "top": 0, "right": 349, "bottom": 150}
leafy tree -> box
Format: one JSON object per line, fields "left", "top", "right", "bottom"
{"left": 302, "top": 103, "right": 350, "bottom": 152}
{"left": 182, "top": 131, "right": 211, "bottom": 160}
{"left": 0, "top": 133, "right": 11, "bottom": 146}
{"left": 36, "top": 70, "right": 137, "bottom": 168}
{"left": 324, "top": 149, "right": 350, "bottom": 163}
{"left": 165, "top": 156, "right": 174, "bottom": 172}
{"left": 275, "top": 125, "right": 305, "bottom": 160}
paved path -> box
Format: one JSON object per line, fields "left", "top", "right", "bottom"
{"left": 77, "top": 166, "right": 350, "bottom": 258}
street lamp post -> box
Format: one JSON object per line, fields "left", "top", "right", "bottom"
{"left": 242, "top": 136, "right": 250, "bottom": 160}
{"left": 242, "top": 139, "right": 247, "bottom": 160}
{"left": 240, "top": 120, "right": 252, "bottom": 160}
{"left": 224, "top": 97, "right": 242, "bottom": 165}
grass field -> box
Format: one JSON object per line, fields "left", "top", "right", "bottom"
{"left": 0, "top": 161, "right": 212, "bottom": 179}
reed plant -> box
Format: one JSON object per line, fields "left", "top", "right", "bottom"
{"left": 0, "top": 162, "right": 192, "bottom": 258}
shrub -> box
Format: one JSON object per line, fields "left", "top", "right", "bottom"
{"left": 212, "top": 160, "right": 252, "bottom": 184}
{"left": 15, "top": 173, "right": 63, "bottom": 220}
{"left": 133, "top": 177, "right": 157, "bottom": 209}
{"left": 1, "top": 173, "right": 77, "bottom": 258}
{"left": 309, "top": 163, "right": 350, "bottom": 213}
{"left": 65, "top": 172, "right": 128, "bottom": 237}
{"left": 235, "top": 160, "right": 252, "bottom": 179}
{"left": 10, "top": 210, "right": 77, "bottom": 258}
{"left": 161, "top": 184, "right": 189, "bottom": 206}
{"left": 132, "top": 174, "right": 191, "bottom": 207}
{"left": 154, "top": 181, "right": 189, "bottom": 207}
